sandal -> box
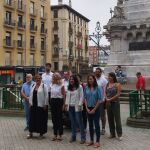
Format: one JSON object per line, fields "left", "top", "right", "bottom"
{"left": 51, "top": 136, "right": 57, "bottom": 141}
{"left": 86, "top": 141, "right": 94, "bottom": 146}
{"left": 93, "top": 142, "right": 100, "bottom": 148}
{"left": 27, "top": 133, "right": 33, "bottom": 139}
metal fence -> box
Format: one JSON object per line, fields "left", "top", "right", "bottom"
{"left": 0, "top": 86, "right": 23, "bottom": 110}
{"left": 129, "top": 90, "right": 150, "bottom": 118}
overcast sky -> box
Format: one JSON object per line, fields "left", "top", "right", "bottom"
{"left": 51, "top": 0, "right": 117, "bottom": 45}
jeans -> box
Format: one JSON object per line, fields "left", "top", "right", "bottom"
{"left": 69, "top": 106, "right": 86, "bottom": 141}
{"left": 87, "top": 107, "right": 101, "bottom": 142}
{"left": 107, "top": 101, "right": 122, "bottom": 137}
{"left": 23, "top": 100, "right": 30, "bottom": 128}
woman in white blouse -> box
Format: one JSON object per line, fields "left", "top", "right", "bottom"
{"left": 50, "top": 72, "right": 65, "bottom": 141}
{"left": 65, "top": 75, "right": 86, "bottom": 144}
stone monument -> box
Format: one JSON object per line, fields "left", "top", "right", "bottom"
{"left": 104, "top": 0, "right": 150, "bottom": 82}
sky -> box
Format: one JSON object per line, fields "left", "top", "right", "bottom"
{"left": 51, "top": 0, "right": 117, "bottom": 45}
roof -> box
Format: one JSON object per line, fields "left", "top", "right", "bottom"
{"left": 51, "top": 4, "right": 90, "bottom": 22}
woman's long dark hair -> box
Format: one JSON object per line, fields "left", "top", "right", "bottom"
{"left": 108, "top": 72, "right": 118, "bottom": 83}
{"left": 87, "top": 74, "right": 98, "bottom": 88}
{"left": 68, "top": 75, "right": 79, "bottom": 91}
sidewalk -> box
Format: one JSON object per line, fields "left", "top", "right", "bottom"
{"left": 0, "top": 104, "right": 150, "bottom": 150}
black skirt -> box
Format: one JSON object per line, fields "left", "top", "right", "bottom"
{"left": 29, "top": 89, "right": 48, "bottom": 134}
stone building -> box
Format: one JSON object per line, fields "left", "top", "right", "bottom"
{"left": 104, "top": 0, "right": 150, "bottom": 81}
{"left": 51, "top": 0, "right": 89, "bottom": 73}
{"left": 0, "top": 0, "right": 52, "bottom": 66}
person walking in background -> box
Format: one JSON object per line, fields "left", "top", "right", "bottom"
{"left": 76, "top": 74, "right": 87, "bottom": 131}
{"left": 62, "top": 71, "right": 70, "bottom": 93}
{"left": 27, "top": 74, "right": 48, "bottom": 139}
{"left": 42, "top": 63, "right": 53, "bottom": 104}
{"left": 50, "top": 72, "right": 65, "bottom": 141}
{"left": 21, "top": 74, "right": 34, "bottom": 131}
{"left": 136, "top": 72, "right": 146, "bottom": 101}
{"left": 105, "top": 72, "right": 123, "bottom": 141}
{"left": 65, "top": 75, "right": 86, "bottom": 144}
{"left": 84, "top": 74, "right": 102, "bottom": 148}
{"left": 95, "top": 68, "right": 108, "bottom": 135}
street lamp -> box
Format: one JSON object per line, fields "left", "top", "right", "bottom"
{"left": 89, "top": 21, "right": 107, "bottom": 66}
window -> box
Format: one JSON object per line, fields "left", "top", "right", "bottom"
{"left": 18, "top": 0, "right": 23, "bottom": 9}
{"left": 30, "top": 36, "right": 35, "bottom": 48}
{"left": 41, "top": 6, "right": 44, "bottom": 18}
{"left": 41, "top": 22, "right": 45, "bottom": 32}
{"left": 6, "top": 11, "right": 11, "bottom": 24}
{"left": 5, "top": 52, "right": 11, "bottom": 65}
{"left": 18, "top": 15, "right": 23, "bottom": 27}
{"left": 17, "top": 53, "right": 22, "bottom": 65}
{"left": 54, "top": 62, "right": 59, "bottom": 71}
{"left": 41, "top": 38, "right": 45, "bottom": 50}
{"left": 18, "top": 34, "right": 22, "bottom": 47}
{"left": 6, "top": 32, "right": 11, "bottom": 46}
{"left": 30, "top": 54, "right": 34, "bottom": 66}
{"left": 54, "top": 10, "right": 58, "bottom": 18}
{"left": 41, "top": 55, "right": 45, "bottom": 66}
{"left": 30, "top": 19, "right": 35, "bottom": 30}
{"left": 54, "top": 21, "right": 58, "bottom": 30}
{"left": 30, "top": 1, "right": 34, "bottom": 14}
{"left": 5, "top": 0, "right": 11, "bottom": 5}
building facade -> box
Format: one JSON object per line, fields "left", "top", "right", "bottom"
{"left": 0, "top": 0, "right": 52, "bottom": 66}
{"left": 51, "top": 2, "right": 89, "bottom": 73}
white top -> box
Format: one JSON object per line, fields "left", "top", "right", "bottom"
{"left": 62, "top": 79, "right": 69, "bottom": 92}
{"left": 50, "top": 84, "right": 63, "bottom": 99}
{"left": 29, "top": 83, "right": 48, "bottom": 107}
{"left": 65, "top": 85, "right": 83, "bottom": 112}
{"left": 96, "top": 75, "right": 108, "bottom": 102}
{"left": 42, "top": 72, "right": 53, "bottom": 92}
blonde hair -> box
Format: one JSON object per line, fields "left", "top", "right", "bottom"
{"left": 52, "top": 72, "right": 62, "bottom": 85}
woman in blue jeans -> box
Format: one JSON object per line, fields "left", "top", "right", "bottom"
{"left": 84, "top": 74, "right": 102, "bottom": 148}
{"left": 65, "top": 75, "right": 86, "bottom": 144}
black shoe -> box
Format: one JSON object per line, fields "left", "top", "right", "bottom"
{"left": 69, "top": 138, "right": 76, "bottom": 143}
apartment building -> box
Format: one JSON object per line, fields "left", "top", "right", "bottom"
{"left": 51, "top": 1, "right": 90, "bottom": 72}
{"left": 0, "top": 0, "right": 52, "bottom": 66}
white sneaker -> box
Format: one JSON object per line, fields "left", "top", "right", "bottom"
{"left": 118, "top": 136, "right": 123, "bottom": 141}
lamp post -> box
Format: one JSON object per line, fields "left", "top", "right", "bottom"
{"left": 89, "top": 21, "right": 103, "bottom": 66}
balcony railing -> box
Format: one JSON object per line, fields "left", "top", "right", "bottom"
{"left": 4, "top": 0, "right": 15, "bottom": 10}
{"left": 52, "top": 38, "right": 59, "bottom": 45}
{"left": 52, "top": 53, "right": 59, "bottom": 58}
{"left": 41, "top": 44, "right": 47, "bottom": 51}
{"left": 30, "top": 43, "right": 37, "bottom": 50}
{"left": 16, "top": 41, "right": 25, "bottom": 49}
{"left": 53, "top": 26, "right": 59, "bottom": 31}
{"left": 30, "top": 25, "right": 37, "bottom": 32}
{"left": 84, "top": 57, "right": 89, "bottom": 63}
{"left": 3, "top": 39, "right": 15, "bottom": 48}
{"left": 30, "top": 9, "right": 37, "bottom": 17}
{"left": 77, "top": 31, "right": 82, "bottom": 38}
{"left": 69, "top": 27, "right": 73, "bottom": 35}
{"left": 41, "top": 28, "right": 47, "bottom": 34}
{"left": 4, "top": 19, "right": 15, "bottom": 28}
{"left": 77, "top": 56, "right": 83, "bottom": 61}
{"left": 17, "top": 22, "right": 25, "bottom": 29}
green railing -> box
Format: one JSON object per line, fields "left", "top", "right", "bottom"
{"left": 0, "top": 86, "right": 23, "bottom": 110}
{"left": 129, "top": 90, "right": 150, "bottom": 118}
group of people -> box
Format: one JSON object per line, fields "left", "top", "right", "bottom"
{"left": 21, "top": 63, "right": 123, "bottom": 148}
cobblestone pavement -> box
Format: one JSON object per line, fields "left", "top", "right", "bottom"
{"left": 0, "top": 104, "right": 150, "bottom": 150}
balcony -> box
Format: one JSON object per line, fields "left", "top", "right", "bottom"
{"left": 77, "top": 56, "right": 83, "bottom": 61}
{"left": 52, "top": 53, "right": 59, "bottom": 58}
{"left": 68, "top": 55, "right": 74, "bottom": 61}
{"left": 40, "top": 13, "right": 47, "bottom": 20}
{"left": 77, "top": 31, "right": 82, "bottom": 38}
{"left": 30, "top": 43, "right": 36, "bottom": 51}
{"left": 77, "top": 44, "right": 83, "bottom": 50}
{"left": 4, "top": 19, "right": 15, "bottom": 28}
{"left": 3, "top": 39, "right": 15, "bottom": 49}
{"left": 68, "top": 41, "right": 73, "bottom": 49}
{"left": 53, "top": 26, "right": 59, "bottom": 31}
{"left": 17, "top": 3, "right": 25, "bottom": 13}
{"left": 16, "top": 41, "right": 25, "bottom": 50}
{"left": 4, "top": 0, "right": 15, "bottom": 10}
{"left": 41, "top": 28, "right": 47, "bottom": 35}
{"left": 30, "top": 25, "right": 37, "bottom": 33}
{"left": 17, "top": 22, "right": 25, "bottom": 30}
{"left": 30, "top": 9, "right": 37, "bottom": 17}
{"left": 84, "top": 57, "right": 89, "bottom": 63}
